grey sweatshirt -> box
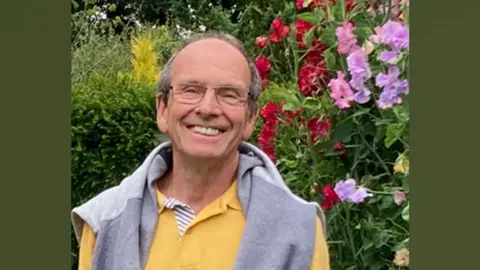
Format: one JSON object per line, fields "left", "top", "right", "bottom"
{"left": 72, "top": 141, "right": 326, "bottom": 270}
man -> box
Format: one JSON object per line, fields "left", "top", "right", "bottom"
{"left": 72, "top": 31, "right": 330, "bottom": 270}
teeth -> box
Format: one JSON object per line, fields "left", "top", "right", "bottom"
{"left": 191, "top": 126, "right": 221, "bottom": 136}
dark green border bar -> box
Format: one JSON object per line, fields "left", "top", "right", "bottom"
{"left": 0, "top": 0, "right": 71, "bottom": 269}
{"left": 413, "top": 0, "right": 480, "bottom": 269}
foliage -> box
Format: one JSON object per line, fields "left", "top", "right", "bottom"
{"left": 71, "top": 73, "right": 159, "bottom": 269}
{"left": 252, "top": 0, "right": 410, "bottom": 269}
{"left": 70, "top": 6, "right": 179, "bottom": 267}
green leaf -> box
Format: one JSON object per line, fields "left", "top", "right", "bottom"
{"left": 323, "top": 49, "right": 337, "bottom": 70}
{"left": 314, "top": 7, "right": 325, "bottom": 23}
{"left": 303, "top": 26, "right": 316, "bottom": 48}
{"left": 333, "top": 119, "right": 355, "bottom": 143}
{"left": 353, "top": 27, "right": 373, "bottom": 40}
{"left": 319, "top": 27, "right": 337, "bottom": 47}
{"left": 402, "top": 203, "right": 409, "bottom": 221}
{"left": 378, "top": 195, "right": 394, "bottom": 211}
{"left": 393, "top": 105, "right": 409, "bottom": 123}
{"left": 384, "top": 123, "right": 404, "bottom": 148}
{"left": 402, "top": 175, "right": 409, "bottom": 190}
{"left": 296, "top": 12, "right": 317, "bottom": 24}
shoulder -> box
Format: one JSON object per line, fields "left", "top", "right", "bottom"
{"left": 251, "top": 166, "right": 327, "bottom": 236}
{"left": 71, "top": 175, "right": 142, "bottom": 242}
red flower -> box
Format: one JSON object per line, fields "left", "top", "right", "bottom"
{"left": 260, "top": 141, "right": 277, "bottom": 163}
{"left": 295, "top": 20, "right": 314, "bottom": 49}
{"left": 281, "top": 102, "right": 302, "bottom": 125}
{"left": 298, "top": 61, "right": 328, "bottom": 97}
{"left": 269, "top": 18, "right": 290, "bottom": 43}
{"left": 296, "top": 0, "right": 305, "bottom": 10}
{"left": 334, "top": 141, "right": 345, "bottom": 151}
{"left": 255, "top": 56, "right": 271, "bottom": 88}
{"left": 258, "top": 117, "right": 279, "bottom": 163}
{"left": 320, "top": 184, "right": 340, "bottom": 211}
{"left": 258, "top": 123, "right": 277, "bottom": 144}
{"left": 308, "top": 117, "right": 332, "bottom": 143}
{"left": 260, "top": 102, "right": 281, "bottom": 123}
{"left": 255, "top": 36, "right": 269, "bottom": 49}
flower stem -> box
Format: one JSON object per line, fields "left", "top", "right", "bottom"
{"left": 358, "top": 130, "right": 393, "bottom": 179}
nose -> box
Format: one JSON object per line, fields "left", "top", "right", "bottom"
{"left": 194, "top": 88, "right": 222, "bottom": 117}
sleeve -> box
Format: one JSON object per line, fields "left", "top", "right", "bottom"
{"left": 310, "top": 217, "right": 330, "bottom": 270}
{"left": 78, "top": 223, "right": 96, "bottom": 270}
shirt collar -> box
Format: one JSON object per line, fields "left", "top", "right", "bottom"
{"left": 155, "top": 179, "right": 242, "bottom": 213}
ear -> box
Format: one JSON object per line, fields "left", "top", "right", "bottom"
{"left": 242, "top": 109, "right": 259, "bottom": 140}
{"left": 156, "top": 95, "right": 169, "bottom": 134}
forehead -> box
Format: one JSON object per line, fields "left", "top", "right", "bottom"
{"left": 170, "top": 39, "right": 251, "bottom": 88}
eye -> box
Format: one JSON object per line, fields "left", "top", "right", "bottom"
{"left": 218, "top": 88, "right": 241, "bottom": 99}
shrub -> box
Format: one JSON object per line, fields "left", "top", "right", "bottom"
{"left": 71, "top": 74, "right": 160, "bottom": 268}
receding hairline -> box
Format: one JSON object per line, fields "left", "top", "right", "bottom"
{"left": 169, "top": 37, "right": 252, "bottom": 83}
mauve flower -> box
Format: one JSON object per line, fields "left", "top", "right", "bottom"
{"left": 380, "top": 50, "right": 399, "bottom": 64}
{"left": 394, "top": 190, "right": 406, "bottom": 205}
{"left": 349, "top": 187, "right": 373, "bottom": 203}
{"left": 269, "top": 18, "right": 290, "bottom": 43}
{"left": 328, "top": 71, "right": 355, "bottom": 109}
{"left": 347, "top": 48, "right": 372, "bottom": 103}
{"left": 354, "top": 87, "right": 372, "bottom": 104}
{"left": 336, "top": 21, "right": 360, "bottom": 55}
{"left": 334, "top": 179, "right": 357, "bottom": 201}
{"left": 376, "top": 65, "right": 409, "bottom": 109}
{"left": 255, "top": 36, "right": 269, "bottom": 49}
{"left": 347, "top": 49, "right": 372, "bottom": 82}
{"left": 376, "top": 65, "right": 400, "bottom": 87}
{"left": 373, "top": 20, "right": 409, "bottom": 51}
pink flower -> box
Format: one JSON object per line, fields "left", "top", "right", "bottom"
{"left": 328, "top": 71, "right": 355, "bottom": 109}
{"left": 255, "top": 36, "right": 269, "bottom": 49}
{"left": 336, "top": 21, "right": 360, "bottom": 55}
{"left": 394, "top": 190, "right": 406, "bottom": 205}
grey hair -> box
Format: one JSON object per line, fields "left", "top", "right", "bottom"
{"left": 156, "top": 31, "right": 261, "bottom": 116}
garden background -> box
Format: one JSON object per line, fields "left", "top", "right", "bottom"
{"left": 71, "top": 0, "right": 410, "bottom": 269}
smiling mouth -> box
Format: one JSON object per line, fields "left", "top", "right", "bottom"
{"left": 187, "top": 125, "right": 226, "bottom": 136}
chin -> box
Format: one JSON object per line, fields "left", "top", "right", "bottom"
{"left": 183, "top": 145, "right": 227, "bottom": 159}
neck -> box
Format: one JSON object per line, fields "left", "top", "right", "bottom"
{"left": 157, "top": 150, "right": 239, "bottom": 213}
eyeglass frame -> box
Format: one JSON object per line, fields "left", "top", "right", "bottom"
{"left": 167, "top": 83, "right": 253, "bottom": 107}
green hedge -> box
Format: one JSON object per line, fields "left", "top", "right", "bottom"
{"left": 71, "top": 74, "right": 160, "bottom": 268}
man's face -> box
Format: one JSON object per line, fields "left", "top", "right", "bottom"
{"left": 156, "top": 39, "right": 257, "bottom": 160}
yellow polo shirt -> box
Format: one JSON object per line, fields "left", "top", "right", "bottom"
{"left": 78, "top": 180, "right": 330, "bottom": 269}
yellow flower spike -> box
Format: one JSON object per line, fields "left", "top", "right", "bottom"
{"left": 131, "top": 31, "right": 159, "bottom": 86}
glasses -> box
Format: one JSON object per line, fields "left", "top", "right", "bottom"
{"left": 169, "top": 83, "right": 250, "bottom": 107}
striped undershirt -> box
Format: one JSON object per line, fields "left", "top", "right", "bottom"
{"left": 163, "top": 198, "right": 196, "bottom": 235}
